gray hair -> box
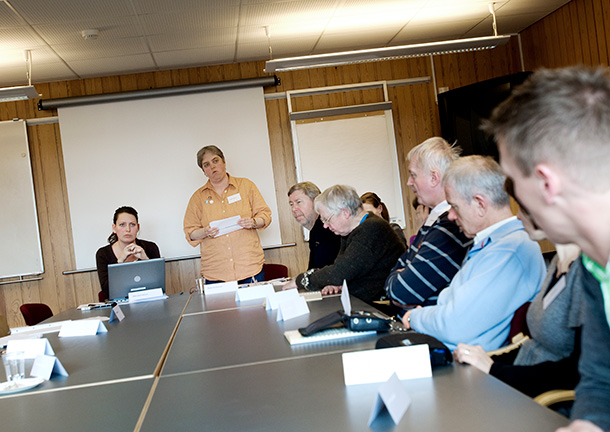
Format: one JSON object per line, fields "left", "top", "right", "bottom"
{"left": 287, "top": 181, "right": 321, "bottom": 201}
{"left": 443, "top": 155, "right": 510, "bottom": 208}
{"left": 482, "top": 66, "right": 610, "bottom": 191}
{"left": 314, "top": 185, "right": 362, "bottom": 217}
{"left": 197, "top": 145, "right": 225, "bottom": 169}
{"left": 407, "top": 137, "right": 461, "bottom": 176}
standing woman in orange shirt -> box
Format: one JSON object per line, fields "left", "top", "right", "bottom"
{"left": 183, "top": 145, "right": 272, "bottom": 284}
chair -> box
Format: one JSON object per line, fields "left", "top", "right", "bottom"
{"left": 19, "top": 303, "right": 53, "bottom": 326}
{"left": 534, "top": 389, "right": 575, "bottom": 408}
{"left": 508, "top": 301, "right": 531, "bottom": 342}
{"left": 98, "top": 291, "right": 107, "bottom": 302}
{"left": 263, "top": 263, "right": 288, "bottom": 281}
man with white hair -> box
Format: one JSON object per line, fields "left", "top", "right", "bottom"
{"left": 402, "top": 156, "right": 545, "bottom": 351}
{"left": 385, "top": 137, "right": 471, "bottom": 309}
{"left": 485, "top": 66, "right": 610, "bottom": 432}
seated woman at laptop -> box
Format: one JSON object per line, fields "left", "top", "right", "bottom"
{"left": 96, "top": 206, "right": 161, "bottom": 301}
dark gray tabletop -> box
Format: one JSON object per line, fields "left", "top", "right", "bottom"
{"left": 161, "top": 295, "right": 383, "bottom": 375}
{"left": 7, "top": 294, "right": 189, "bottom": 392}
{"left": 143, "top": 354, "right": 569, "bottom": 432}
{"left": 0, "top": 377, "right": 153, "bottom": 432}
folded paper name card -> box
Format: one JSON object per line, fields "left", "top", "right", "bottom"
{"left": 342, "top": 344, "right": 432, "bottom": 386}
{"left": 368, "top": 372, "right": 411, "bottom": 426}
{"left": 266, "top": 288, "right": 299, "bottom": 311}
{"left": 7, "top": 338, "right": 55, "bottom": 359}
{"left": 59, "top": 319, "right": 108, "bottom": 337}
{"left": 109, "top": 304, "right": 125, "bottom": 323}
{"left": 276, "top": 296, "right": 310, "bottom": 322}
{"left": 204, "top": 280, "right": 238, "bottom": 296}
{"left": 235, "top": 284, "right": 274, "bottom": 302}
{"left": 30, "top": 354, "right": 69, "bottom": 380}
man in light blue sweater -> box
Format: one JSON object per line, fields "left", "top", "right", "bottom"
{"left": 402, "top": 155, "right": 546, "bottom": 351}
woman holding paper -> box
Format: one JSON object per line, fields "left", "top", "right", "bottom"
{"left": 96, "top": 206, "right": 161, "bottom": 300}
{"left": 183, "top": 145, "right": 271, "bottom": 284}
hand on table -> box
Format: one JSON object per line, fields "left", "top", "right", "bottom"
{"left": 453, "top": 343, "right": 493, "bottom": 374}
{"left": 556, "top": 421, "right": 604, "bottom": 432}
{"left": 282, "top": 280, "right": 298, "bottom": 291}
{"left": 321, "top": 285, "right": 342, "bottom": 295}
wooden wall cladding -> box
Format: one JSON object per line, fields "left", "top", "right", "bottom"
{"left": 3, "top": 0, "right": 607, "bottom": 326}
{"left": 521, "top": 0, "right": 609, "bottom": 69}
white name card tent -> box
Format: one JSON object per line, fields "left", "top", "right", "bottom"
{"left": 342, "top": 344, "right": 432, "bottom": 386}
{"left": 129, "top": 288, "right": 167, "bottom": 304}
{"left": 7, "top": 338, "right": 55, "bottom": 359}
{"left": 276, "top": 296, "right": 310, "bottom": 322}
{"left": 368, "top": 373, "right": 412, "bottom": 426}
{"left": 204, "top": 280, "right": 239, "bottom": 296}
{"left": 109, "top": 304, "right": 125, "bottom": 323}
{"left": 30, "top": 354, "right": 69, "bottom": 380}
{"left": 59, "top": 319, "right": 108, "bottom": 337}
{"left": 266, "top": 288, "right": 299, "bottom": 311}
{"left": 235, "top": 284, "right": 275, "bottom": 302}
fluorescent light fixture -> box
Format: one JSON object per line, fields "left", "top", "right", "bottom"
{"left": 0, "top": 85, "right": 41, "bottom": 102}
{"left": 265, "top": 35, "right": 511, "bottom": 72}
{"left": 0, "top": 50, "right": 41, "bottom": 103}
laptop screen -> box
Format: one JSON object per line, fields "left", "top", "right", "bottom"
{"left": 107, "top": 258, "right": 165, "bottom": 302}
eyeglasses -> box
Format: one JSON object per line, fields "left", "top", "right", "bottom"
{"left": 320, "top": 213, "right": 335, "bottom": 225}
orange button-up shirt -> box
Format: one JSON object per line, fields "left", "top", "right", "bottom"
{"left": 183, "top": 174, "right": 272, "bottom": 282}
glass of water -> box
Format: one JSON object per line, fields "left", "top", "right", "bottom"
{"left": 2, "top": 351, "right": 25, "bottom": 384}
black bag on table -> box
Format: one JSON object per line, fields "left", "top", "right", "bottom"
{"left": 375, "top": 331, "right": 453, "bottom": 367}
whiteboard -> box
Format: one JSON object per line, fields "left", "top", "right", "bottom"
{"left": 58, "top": 86, "right": 281, "bottom": 270}
{"left": 0, "top": 120, "right": 44, "bottom": 278}
{"left": 293, "top": 112, "right": 405, "bottom": 226}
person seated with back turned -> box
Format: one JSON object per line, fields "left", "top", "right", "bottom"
{"left": 385, "top": 137, "right": 471, "bottom": 309}
{"left": 485, "top": 66, "right": 610, "bottom": 432}
{"left": 96, "top": 206, "right": 161, "bottom": 301}
{"left": 454, "top": 179, "right": 588, "bottom": 400}
{"left": 360, "top": 192, "right": 407, "bottom": 248}
{"left": 402, "top": 155, "right": 546, "bottom": 351}
{"left": 283, "top": 185, "right": 405, "bottom": 305}
{"left": 288, "top": 181, "right": 341, "bottom": 270}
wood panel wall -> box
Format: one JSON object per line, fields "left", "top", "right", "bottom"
{"left": 1, "top": 0, "right": 607, "bottom": 327}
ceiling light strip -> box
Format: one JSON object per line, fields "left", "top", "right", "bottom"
{"left": 265, "top": 35, "right": 511, "bottom": 72}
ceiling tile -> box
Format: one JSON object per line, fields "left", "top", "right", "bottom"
{"left": 69, "top": 54, "right": 156, "bottom": 78}
{"left": 148, "top": 29, "right": 237, "bottom": 51}
{"left": 153, "top": 45, "right": 236, "bottom": 68}
{"left": 9, "top": 0, "right": 133, "bottom": 25}
{"left": 52, "top": 37, "right": 150, "bottom": 61}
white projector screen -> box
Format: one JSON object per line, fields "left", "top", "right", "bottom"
{"left": 58, "top": 86, "right": 281, "bottom": 270}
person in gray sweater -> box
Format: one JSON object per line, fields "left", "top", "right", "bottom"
{"left": 283, "top": 185, "right": 405, "bottom": 305}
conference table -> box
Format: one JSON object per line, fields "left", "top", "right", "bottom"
{"left": 0, "top": 290, "right": 569, "bottom": 431}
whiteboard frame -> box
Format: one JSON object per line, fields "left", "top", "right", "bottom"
{"left": 0, "top": 120, "right": 44, "bottom": 279}
{"left": 287, "top": 81, "right": 406, "bottom": 232}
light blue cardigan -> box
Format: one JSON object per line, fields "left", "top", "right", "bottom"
{"left": 410, "top": 218, "right": 546, "bottom": 351}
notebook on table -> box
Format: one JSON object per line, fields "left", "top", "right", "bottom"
{"left": 108, "top": 258, "right": 166, "bottom": 303}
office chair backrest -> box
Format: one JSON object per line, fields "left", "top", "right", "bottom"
{"left": 263, "top": 263, "right": 288, "bottom": 281}
{"left": 20, "top": 303, "right": 53, "bottom": 326}
{"left": 508, "top": 301, "right": 531, "bottom": 342}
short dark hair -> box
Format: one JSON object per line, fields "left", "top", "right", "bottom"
{"left": 197, "top": 145, "right": 225, "bottom": 169}
{"left": 360, "top": 192, "right": 390, "bottom": 221}
{"left": 483, "top": 66, "right": 610, "bottom": 190}
{"left": 108, "top": 206, "right": 138, "bottom": 244}
{"left": 288, "top": 182, "right": 321, "bottom": 201}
